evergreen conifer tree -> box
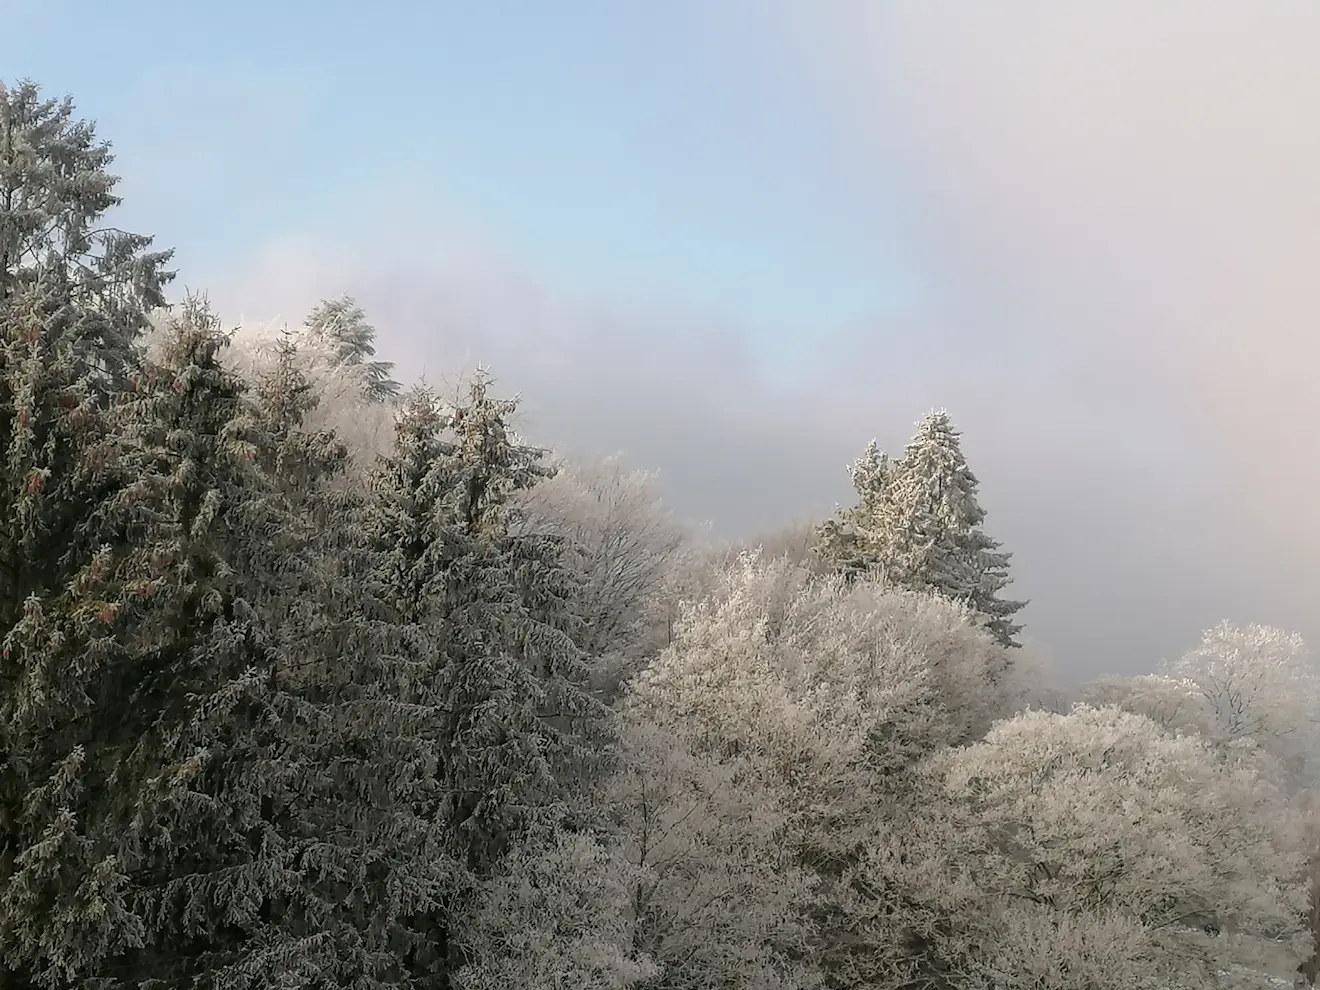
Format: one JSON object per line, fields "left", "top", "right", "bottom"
{"left": 0, "top": 79, "right": 177, "bottom": 987}
{"left": 0, "top": 265, "right": 156, "bottom": 990}
{"left": 369, "top": 372, "right": 609, "bottom": 866}
{"left": 364, "top": 371, "right": 611, "bottom": 980}
{"left": 815, "top": 440, "right": 895, "bottom": 582}
{"left": 104, "top": 300, "right": 454, "bottom": 987}
{"left": 816, "top": 412, "right": 1026, "bottom": 648}
{"left": 0, "top": 80, "right": 173, "bottom": 392}
{"left": 0, "top": 256, "right": 443, "bottom": 986}
{"left": 245, "top": 327, "right": 457, "bottom": 987}
{"left": 891, "top": 411, "right": 1025, "bottom": 648}
{"left": 301, "top": 296, "right": 401, "bottom": 403}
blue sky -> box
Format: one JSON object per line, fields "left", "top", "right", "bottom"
{"left": 10, "top": 0, "right": 923, "bottom": 374}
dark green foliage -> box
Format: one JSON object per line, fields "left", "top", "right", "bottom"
{"left": 357, "top": 373, "right": 613, "bottom": 985}
{"left": 367, "top": 372, "right": 611, "bottom": 876}
{"left": 0, "top": 79, "right": 180, "bottom": 986}
{"left": 0, "top": 279, "right": 455, "bottom": 986}
{"left": 104, "top": 300, "right": 456, "bottom": 988}
{"left": 0, "top": 280, "right": 152, "bottom": 989}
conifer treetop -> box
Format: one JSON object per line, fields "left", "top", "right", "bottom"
{"left": 815, "top": 409, "right": 1026, "bottom": 648}
{"left": 301, "top": 294, "right": 401, "bottom": 402}
{"left": 0, "top": 79, "right": 173, "bottom": 332}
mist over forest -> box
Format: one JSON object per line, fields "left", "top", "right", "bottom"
{"left": 2, "top": 27, "right": 1317, "bottom": 989}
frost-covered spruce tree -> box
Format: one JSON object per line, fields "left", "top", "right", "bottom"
{"left": 244, "top": 327, "right": 457, "bottom": 987}
{"left": 818, "top": 412, "right": 1025, "bottom": 648}
{"left": 369, "top": 372, "right": 610, "bottom": 866}
{"left": 888, "top": 411, "right": 1025, "bottom": 647}
{"left": 0, "top": 81, "right": 438, "bottom": 989}
{"left": 0, "top": 270, "right": 160, "bottom": 990}
{"left": 101, "top": 298, "right": 315, "bottom": 985}
{"left": 815, "top": 439, "right": 894, "bottom": 583}
{"left": 365, "top": 372, "right": 611, "bottom": 981}
{"left": 249, "top": 329, "right": 349, "bottom": 502}
{"left": 0, "top": 81, "right": 176, "bottom": 988}
{"left": 94, "top": 299, "right": 449, "bottom": 987}
{"left": 301, "top": 295, "right": 401, "bottom": 403}
{"left": 0, "top": 80, "right": 173, "bottom": 392}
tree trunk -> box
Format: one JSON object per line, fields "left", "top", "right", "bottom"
{"left": 1299, "top": 809, "right": 1320, "bottom": 986}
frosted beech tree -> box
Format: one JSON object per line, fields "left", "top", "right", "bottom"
{"left": 634, "top": 550, "right": 1015, "bottom": 778}
{"left": 514, "top": 455, "right": 691, "bottom": 695}
{"left": 1154, "top": 623, "right": 1320, "bottom": 983}
{"left": 1076, "top": 673, "right": 1215, "bottom": 736}
{"left": 453, "top": 708, "right": 824, "bottom": 990}
{"left": 740, "top": 519, "right": 831, "bottom": 578}
{"left": 931, "top": 705, "right": 1310, "bottom": 987}
{"left": 816, "top": 412, "right": 1026, "bottom": 648}
{"left": 608, "top": 717, "right": 821, "bottom": 990}
{"left": 1161, "top": 622, "right": 1320, "bottom": 789}
{"left": 997, "top": 637, "right": 1068, "bottom": 714}
{"left": 1082, "top": 628, "right": 1320, "bottom": 983}
{"left": 301, "top": 294, "right": 401, "bottom": 403}
{"left": 453, "top": 830, "right": 661, "bottom": 990}
{"left": 628, "top": 549, "right": 1016, "bottom": 987}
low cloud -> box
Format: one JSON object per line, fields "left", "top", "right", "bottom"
{"left": 762, "top": 0, "right": 1320, "bottom": 676}
{"left": 203, "top": 234, "right": 929, "bottom": 535}
{"left": 198, "top": 218, "right": 1292, "bottom": 685}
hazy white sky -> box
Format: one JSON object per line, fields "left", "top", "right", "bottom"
{"left": 10, "top": 0, "right": 1317, "bottom": 680}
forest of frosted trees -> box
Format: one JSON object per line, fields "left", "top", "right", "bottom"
{"left": 2, "top": 79, "right": 1318, "bottom": 990}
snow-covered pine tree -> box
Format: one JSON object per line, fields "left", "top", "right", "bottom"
{"left": 301, "top": 295, "right": 401, "bottom": 403}
{"left": 888, "top": 411, "right": 1025, "bottom": 648}
{"left": 249, "top": 329, "right": 350, "bottom": 503}
{"left": 0, "top": 80, "right": 173, "bottom": 393}
{"left": 104, "top": 298, "right": 454, "bottom": 987}
{"left": 817, "top": 412, "right": 1025, "bottom": 649}
{"left": 0, "top": 81, "right": 178, "bottom": 988}
{"left": 97, "top": 296, "right": 313, "bottom": 986}
{"left": 365, "top": 383, "right": 453, "bottom": 627}
{"left": 815, "top": 439, "right": 895, "bottom": 582}
{"left": 245, "top": 327, "right": 458, "bottom": 987}
{"left": 440, "top": 371, "right": 613, "bottom": 845}
{"left": 364, "top": 371, "right": 612, "bottom": 983}
{"left": 369, "top": 371, "right": 610, "bottom": 870}
{"left": 0, "top": 267, "right": 158, "bottom": 990}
